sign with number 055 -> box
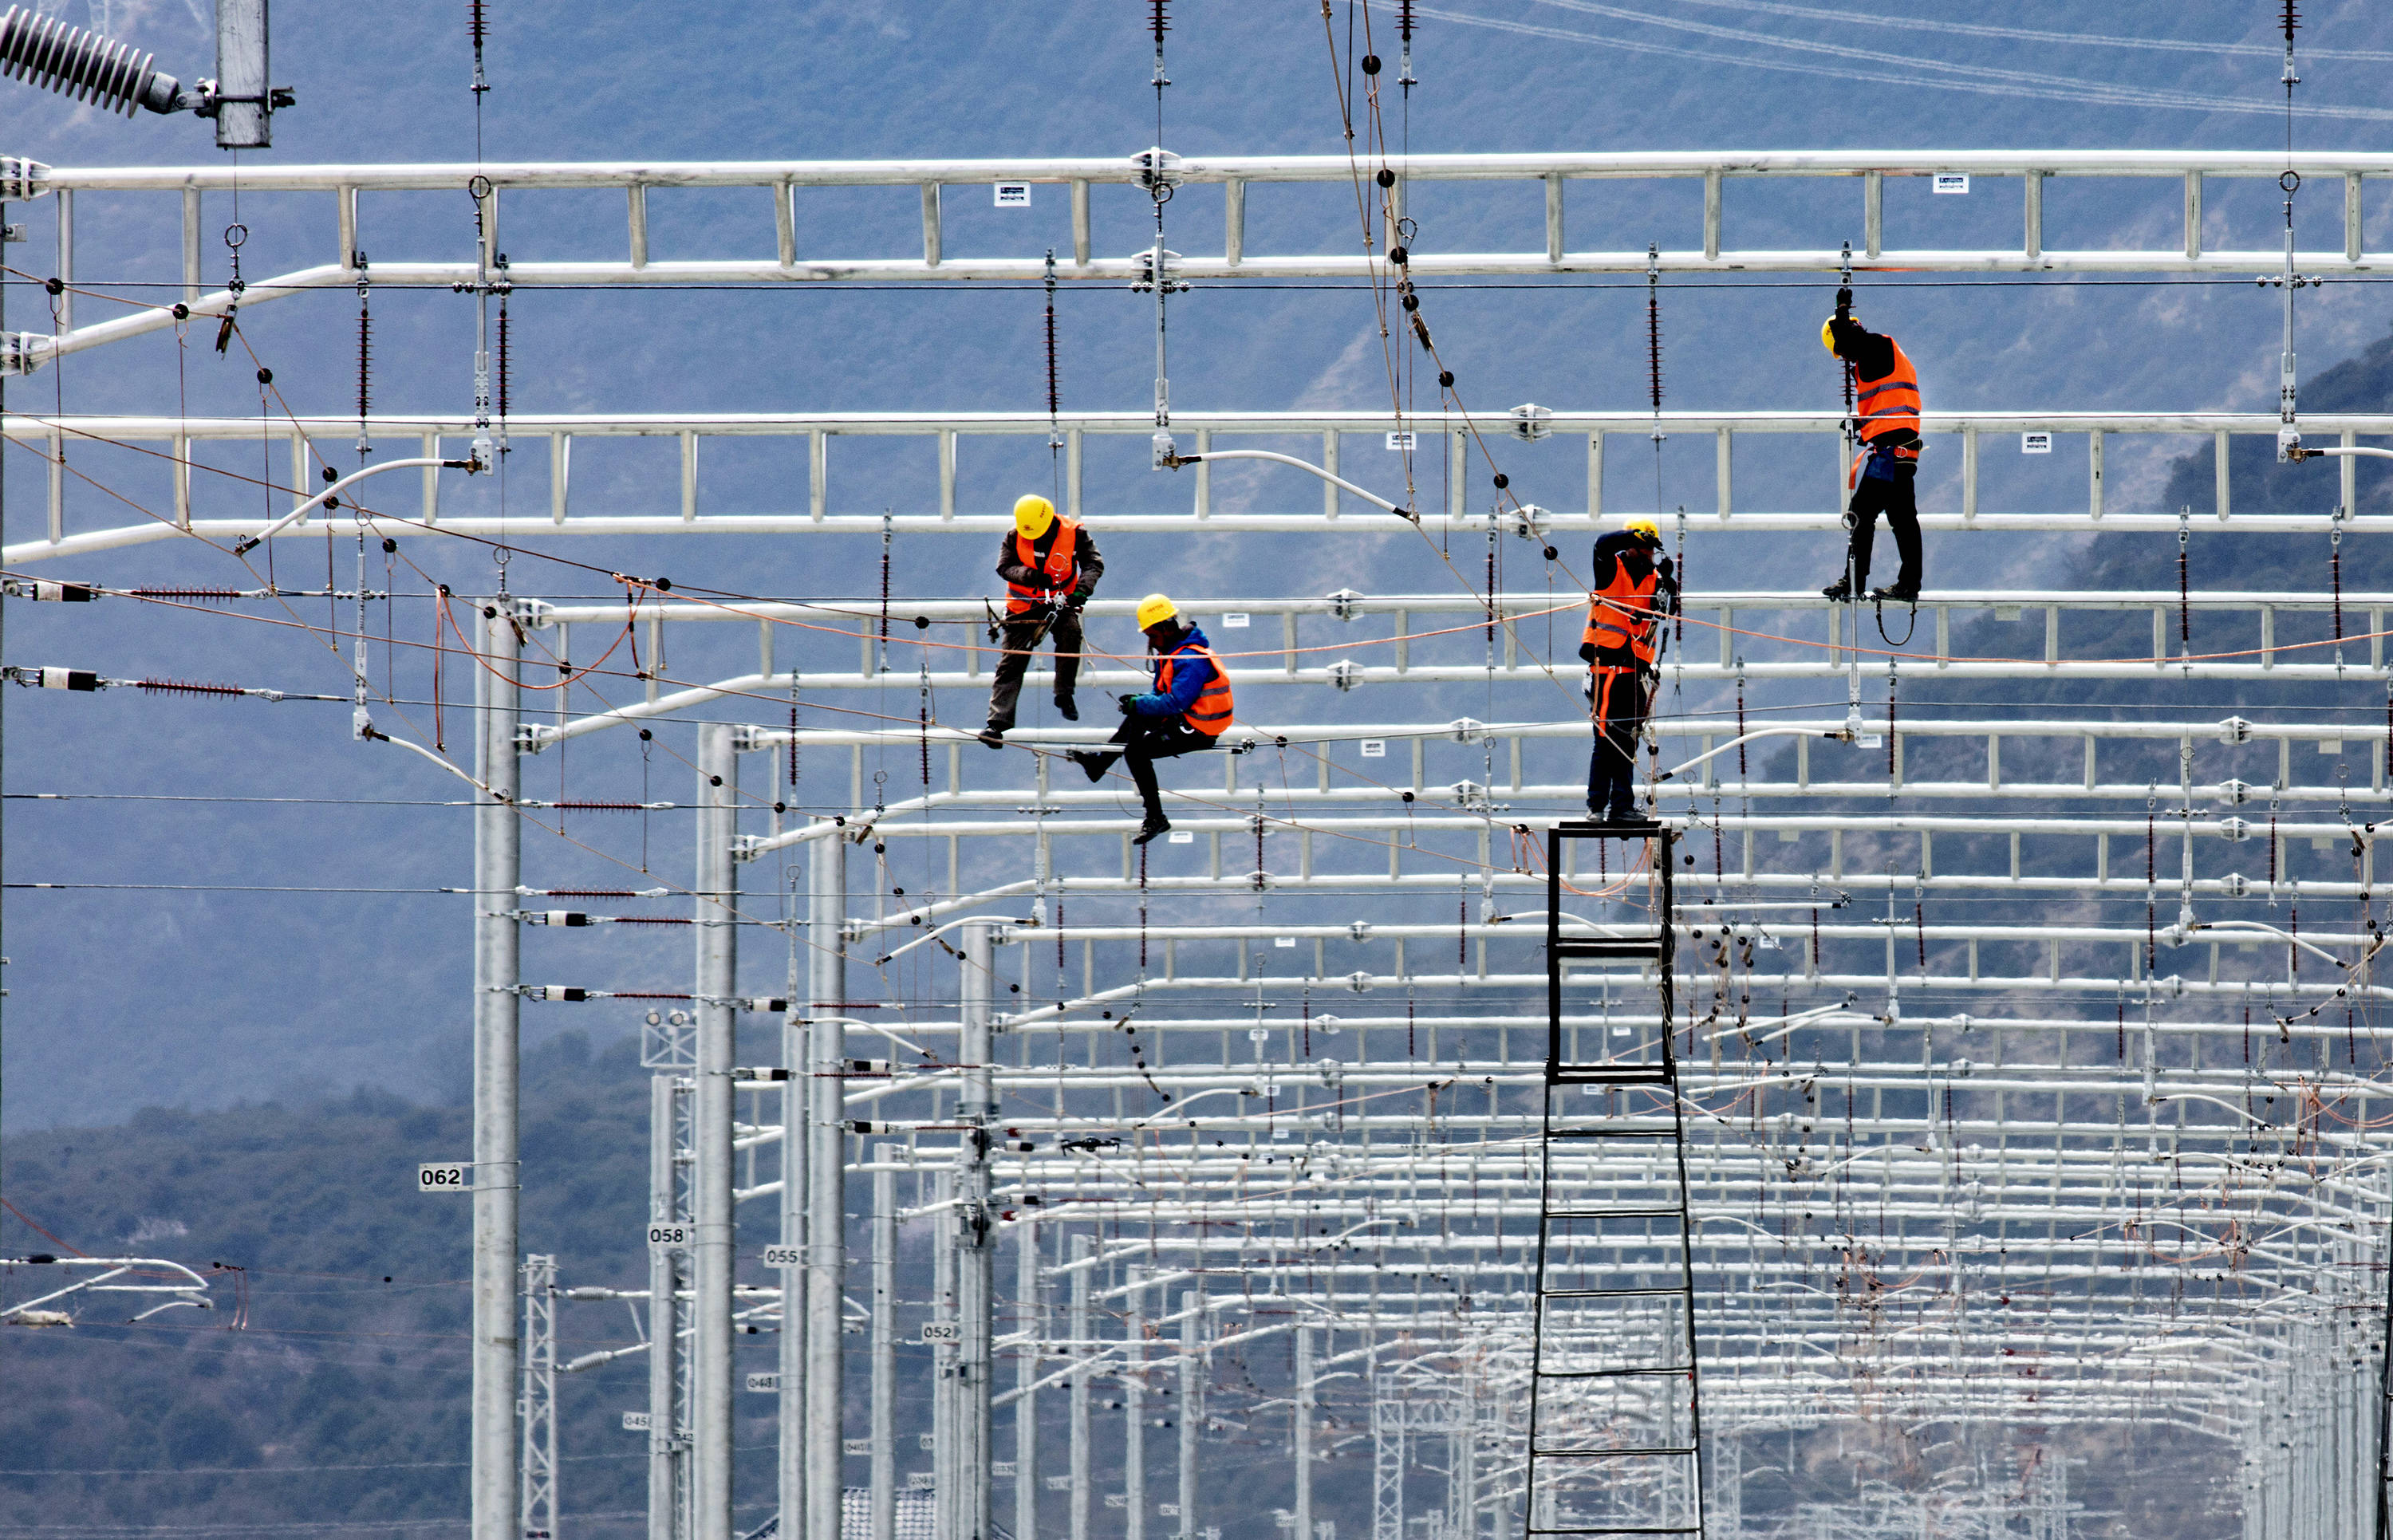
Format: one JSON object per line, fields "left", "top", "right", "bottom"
{"left": 921, "top": 1321, "right": 960, "bottom": 1342}
{"left": 647, "top": 1223, "right": 692, "bottom": 1249}
{"left": 418, "top": 1163, "right": 468, "bottom": 1193}
{"left": 762, "top": 1246, "right": 801, "bottom": 1266}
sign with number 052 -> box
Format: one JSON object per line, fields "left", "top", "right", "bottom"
{"left": 418, "top": 1163, "right": 468, "bottom": 1193}
{"left": 921, "top": 1321, "right": 960, "bottom": 1342}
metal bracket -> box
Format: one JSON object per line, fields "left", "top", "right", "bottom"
{"left": 0, "top": 159, "right": 49, "bottom": 202}
{"left": 0, "top": 333, "right": 44, "bottom": 376}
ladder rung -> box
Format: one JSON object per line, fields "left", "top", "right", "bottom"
{"left": 1534, "top": 1365, "right": 1695, "bottom": 1380}
{"left": 1540, "top": 1287, "right": 1685, "bottom": 1300}
{"left": 1529, "top": 1446, "right": 1700, "bottom": 1459}
{"left": 1554, "top": 937, "right": 1662, "bottom": 958}
{"left": 1549, "top": 1069, "right": 1675, "bottom": 1085}
{"left": 1555, "top": 819, "right": 1663, "bottom": 839}
{"left": 1525, "top": 1527, "right": 1703, "bottom": 1536}
{"left": 1547, "top": 1127, "right": 1680, "bottom": 1139}
{"left": 1543, "top": 1208, "right": 1682, "bottom": 1220}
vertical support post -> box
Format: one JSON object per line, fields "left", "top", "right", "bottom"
{"left": 1070, "top": 1235, "right": 1092, "bottom": 1540}
{"left": 1177, "top": 1291, "right": 1200, "bottom": 1540}
{"left": 810, "top": 432, "right": 828, "bottom": 522}
{"left": 1015, "top": 1221, "right": 1041, "bottom": 1540}
{"left": 1067, "top": 430, "right": 1084, "bottom": 520}
{"left": 2024, "top": 171, "right": 2044, "bottom": 260}
{"left": 776, "top": 181, "right": 797, "bottom": 268}
{"left": 680, "top": 431, "right": 699, "bottom": 522}
{"left": 650, "top": 1073, "right": 688, "bottom": 1540}
{"left": 339, "top": 185, "right": 359, "bottom": 270}
{"left": 1449, "top": 432, "right": 1465, "bottom": 522}
{"left": 550, "top": 435, "right": 570, "bottom": 526}
{"left": 182, "top": 187, "right": 202, "bottom": 305}
{"left": 1194, "top": 428, "right": 1211, "bottom": 518}
{"left": 2215, "top": 430, "right": 2232, "bottom": 518}
{"left": 212, "top": 0, "right": 270, "bottom": 148}
{"left": 871, "top": 1144, "right": 899, "bottom": 1540}
{"left": 1543, "top": 175, "right": 1563, "bottom": 263}
{"left": 692, "top": 725, "right": 739, "bottom": 1540}
{"left": 1071, "top": 181, "right": 1091, "bottom": 267}
{"left": 174, "top": 430, "right": 192, "bottom": 530}
{"left": 779, "top": 1005, "right": 808, "bottom": 1540}
{"left": 956, "top": 924, "right": 999, "bottom": 1540}
{"left": 809, "top": 836, "right": 850, "bottom": 1540}
{"left": 2088, "top": 431, "right": 2104, "bottom": 518}
{"left": 1587, "top": 432, "right": 1603, "bottom": 518}
{"left": 1961, "top": 427, "right": 1977, "bottom": 523}
{"left": 53, "top": 188, "right": 71, "bottom": 333}
{"left": 1225, "top": 179, "right": 1245, "bottom": 266}
{"left": 922, "top": 184, "right": 944, "bottom": 267}
{"left": 1126, "top": 1270, "right": 1147, "bottom": 1540}
{"left": 2185, "top": 171, "right": 2204, "bottom": 261}
{"left": 519, "top": 1254, "right": 558, "bottom": 1540}
{"left": 1863, "top": 171, "right": 1881, "bottom": 260}
{"left": 1714, "top": 428, "right": 1731, "bottom": 518}
{"left": 1295, "top": 1326, "right": 1315, "bottom": 1540}
{"left": 940, "top": 430, "right": 957, "bottom": 521}
{"left": 1701, "top": 171, "right": 1721, "bottom": 261}
{"left": 629, "top": 185, "right": 649, "bottom": 270}
{"left": 1323, "top": 431, "right": 1340, "bottom": 518}
{"left": 2348, "top": 171, "right": 2365, "bottom": 263}
{"left": 472, "top": 599, "right": 524, "bottom": 1540}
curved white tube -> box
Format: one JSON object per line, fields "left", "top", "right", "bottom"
{"left": 231, "top": 455, "right": 475, "bottom": 555}
{"left": 1173, "top": 449, "right": 1417, "bottom": 521}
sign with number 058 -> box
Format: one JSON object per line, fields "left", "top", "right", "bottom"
{"left": 418, "top": 1163, "right": 468, "bottom": 1192}
{"left": 647, "top": 1223, "right": 692, "bottom": 1249}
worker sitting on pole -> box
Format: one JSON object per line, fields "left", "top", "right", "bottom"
{"left": 1066, "top": 593, "right": 1234, "bottom": 845}
{"left": 1819, "top": 289, "right": 1926, "bottom": 604}
{"left": 1579, "top": 514, "right": 1675, "bottom": 825}
{"left": 980, "top": 494, "right": 1103, "bottom": 748}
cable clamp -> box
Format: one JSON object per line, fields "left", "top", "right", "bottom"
{"left": 0, "top": 158, "right": 47, "bottom": 202}
{"left": 0, "top": 332, "right": 44, "bottom": 376}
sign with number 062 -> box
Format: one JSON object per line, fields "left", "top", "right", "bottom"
{"left": 418, "top": 1163, "right": 468, "bottom": 1192}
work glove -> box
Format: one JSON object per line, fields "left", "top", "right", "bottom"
{"left": 1118, "top": 694, "right": 1141, "bottom": 715}
{"left": 1834, "top": 286, "right": 1852, "bottom": 320}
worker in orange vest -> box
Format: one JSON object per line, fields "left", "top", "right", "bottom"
{"left": 1820, "top": 289, "right": 1925, "bottom": 603}
{"left": 980, "top": 494, "right": 1104, "bottom": 748}
{"left": 1579, "top": 515, "right": 1674, "bottom": 825}
{"left": 1068, "top": 593, "right": 1234, "bottom": 845}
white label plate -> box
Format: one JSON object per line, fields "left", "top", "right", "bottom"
{"left": 921, "top": 1321, "right": 960, "bottom": 1342}
{"left": 994, "top": 183, "right": 1031, "bottom": 207}
{"left": 621, "top": 1412, "right": 652, "bottom": 1432}
{"left": 746, "top": 1373, "right": 779, "bottom": 1393}
{"left": 1933, "top": 173, "right": 1969, "bottom": 195}
{"left": 647, "top": 1223, "right": 692, "bottom": 1249}
{"left": 762, "top": 1245, "right": 801, "bottom": 1266}
{"left": 2020, "top": 432, "right": 2052, "bottom": 455}
{"left": 1359, "top": 740, "right": 1386, "bottom": 758}
{"left": 418, "top": 1162, "right": 467, "bottom": 1193}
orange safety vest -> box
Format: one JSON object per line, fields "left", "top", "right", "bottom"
{"left": 1006, "top": 519, "right": 1082, "bottom": 616}
{"left": 1589, "top": 664, "right": 1641, "bottom": 729}
{"left": 1582, "top": 559, "right": 1660, "bottom": 666}
{"left": 1853, "top": 337, "right": 1921, "bottom": 455}
{"left": 1157, "top": 641, "right": 1235, "bottom": 736}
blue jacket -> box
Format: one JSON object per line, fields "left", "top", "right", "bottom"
{"left": 1129, "top": 625, "right": 1216, "bottom": 717}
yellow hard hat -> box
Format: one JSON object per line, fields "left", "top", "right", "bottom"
{"left": 1622, "top": 515, "right": 1660, "bottom": 539}
{"left": 1819, "top": 314, "right": 1851, "bottom": 353}
{"left": 1013, "top": 494, "right": 1057, "bottom": 539}
{"left": 1135, "top": 593, "right": 1181, "bottom": 630}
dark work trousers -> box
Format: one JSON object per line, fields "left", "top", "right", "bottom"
{"left": 1842, "top": 456, "right": 1921, "bottom": 593}
{"left": 984, "top": 608, "right": 1083, "bottom": 731}
{"left": 1085, "top": 715, "right": 1219, "bottom": 817}
{"left": 1586, "top": 662, "right": 1649, "bottom": 820}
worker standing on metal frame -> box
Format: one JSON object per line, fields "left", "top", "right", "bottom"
{"left": 1068, "top": 593, "right": 1233, "bottom": 845}
{"left": 980, "top": 493, "right": 1104, "bottom": 747}
{"left": 1580, "top": 515, "right": 1675, "bottom": 824}
{"left": 1819, "top": 287, "right": 1926, "bottom": 603}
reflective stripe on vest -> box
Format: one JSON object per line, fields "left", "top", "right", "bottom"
{"left": 1158, "top": 642, "right": 1236, "bottom": 736}
{"left": 1005, "top": 519, "right": 1082, "bottom": 615}
{"left": 1854, "top": 337, "right": 1920, "bottom": 455}
{"left": 1580, "top": 561, "right": 1660, "bottom": 666}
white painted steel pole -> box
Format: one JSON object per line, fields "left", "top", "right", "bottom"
{"left": 1127, "top": 1270, "right": 1146, "bottom": 1540}
{"left": 779, "top": 1006, "right": 806, "bottom": 1540}
{"left": 871, "top": 1144, "right": 899, "bottom": 1540}
{"left": 958, "top": 923, "right": 998, "bottom": 1540}
{"left": 649, "top": 1074, "right": 685, "bottom": 1540}
{"left": 1295, "top": 1325, "right": 1314, "bottom": 1540}
{"left": 1177, "top": 1291, "right": 1199, "bottom": 1540}
{"left": 1015, "top": 1220, "right": 1040, "bottom": 1540}
{"left": 692, "top": 724, "right": 739, "bottom": 1540}
{"left": 472, "top": 598, "right": 522, "bottom": 1540}
{"left": 1070, "top": 1235, "right": 1092, "bottom": 1540}
{"left": 808, "top": 832, "right": 850, "bottom": 1540}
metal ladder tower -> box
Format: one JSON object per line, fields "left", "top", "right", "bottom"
{"left": 1524, "top": 822, "right": 1705, "bottom": 1540}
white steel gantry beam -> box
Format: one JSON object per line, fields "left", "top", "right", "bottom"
{"left": 6, "top": 409, "right": 2391, "bottom": 562}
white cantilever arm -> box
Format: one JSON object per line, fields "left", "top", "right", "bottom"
{"left": 231, "top": 454, "right": 479, "bottom": 555}
{"left": 1169, "top": 449, "right": 1417, "bottom": 521}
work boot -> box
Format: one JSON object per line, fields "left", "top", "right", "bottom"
{"left": 1133, "top": 810, "right": 1172, "bottom": 845}
{"left": 978, "top": 725, "right": 1006, "bottom": 750}
{"left": 1820, "top": 577, "right": 1855, "bottom": 601}
{"left": 1606, "top": 801, "right": 1642, "bottom": 825}
{"left": 1055, "top": 695, "right": 1079, "bottom": 722}
{"left": 1871, "top": 581, "right": 1919, "bottom": 604}
{"left": 1068, "top": 750, "right": 1110, "bottom": 783}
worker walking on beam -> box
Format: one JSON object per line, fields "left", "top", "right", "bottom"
{"left": 1819, "top": 287, "right": 1926, "bottom": 603}
{"left": 1580, "top": 515, "right": 1675, "bottom": 824}
{"left": 980, "top": 494, "right": 1104, "bottom": 749}
{"left": 1067, "top": 593, "right": 1234, "bottom": 845}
